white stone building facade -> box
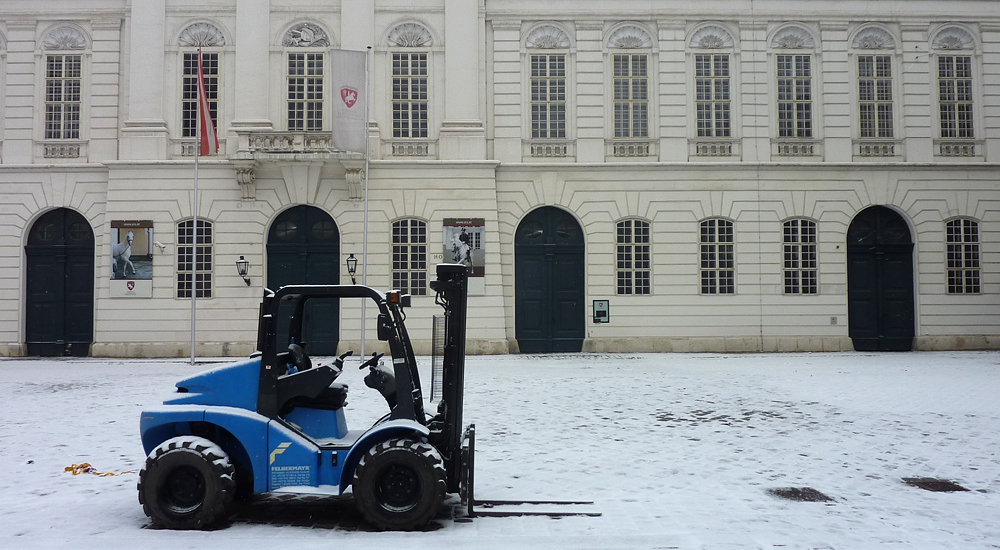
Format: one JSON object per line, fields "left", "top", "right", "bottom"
{"left": 1, "top": 0, "right": 998, "bottom": 357}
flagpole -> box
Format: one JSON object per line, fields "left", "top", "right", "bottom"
{"left": 191, "top": 47, "right": 202, "bottom": 365}
{"left": 360, "top": 45, "right": 372, "bottom": 360}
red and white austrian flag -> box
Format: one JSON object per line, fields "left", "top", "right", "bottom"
{"left": 330, "top": 49, "right": 367, "bottom": 154}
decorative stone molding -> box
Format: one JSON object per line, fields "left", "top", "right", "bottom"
{"left": 43, "top": 26, "right": 87, "bottom": 50}
{"left": 234, "top": 162, "right": 257, "bottom": 201}
{"left": 344, "top": 166, "right": 365, "bottom": 201}
{"left": 611, "top": 140, "right": 654, "bottom": 157}
{"left": 693, "top": 140, "right": 736, "bottom": 157}
{"left": 932, "top": 26, "right": 974, "bottom": 50}
{"left": 608, "top": 25, "right": 653, "bottom": 49}
{"left": 388, "top": 23, "right": 433, "bottom": 47}
{"left": 179, "top": 22, "right": 226, "bottom": 47}
{"left": 854, "top": 140, "right": 899, "bottom": 158}
{"left": 492, "top": 20, "right": 523, "bottom": 31}
{"left": 852, "top": 27, "right": 894, "bottom": 50}
{"left": 282, "top": 22, "right": 330, "bottom": 47}
{"left": 43, "top": 143, "right": 81, "bottom": 158}
{"left": 690, "top": 25, "right": 734, "bottom": 49}
{"left": 526, "top": 25, "right": 570, "bottom": 49}
{"left": 771, "top": 26, "right": 815, "bottom": 49}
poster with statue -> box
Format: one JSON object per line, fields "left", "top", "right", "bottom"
{"left": 110, "top": 220, "right": 154, "bottom": 297}
{"left": 443, "top": 218, "right": 485, "bottom": 279}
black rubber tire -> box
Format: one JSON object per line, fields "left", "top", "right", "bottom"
{"left": 138, "top": 436, "right": 235, "bottom": 530}
{"left": 353, "top": 438, "right": 446, "bottom": 531}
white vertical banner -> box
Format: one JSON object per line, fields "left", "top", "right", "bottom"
{"left": 330, "top": 49, "right": 368, "bottom": 154}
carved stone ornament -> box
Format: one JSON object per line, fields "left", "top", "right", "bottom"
{"left": 852, "top": 27, "right": 894, "bottom": 50}
{"left": 771, "top": 26, "right": 815, "bottom": 49}
{"left": 933, "top": 27, "right": 974, "bottom": 50}
{"left": 388, "top": 23, "right": 433, "bottom": 47}
{"left": 526, "top": 25, "right": 570, "bottom": 49}
{"left": 690, "top": 25, "right": 735, "bottom": 49}
{"left": 282, "top": 23, "right": 330, "bottom": 47}
{"left": 43, "top": 27, "right": 87, "bottom": 50}
{"left": 608, "top": 25, "right": 653, "bottom": 49}
{"left": 179, "top": 22, "right": 226, "bottom": 47}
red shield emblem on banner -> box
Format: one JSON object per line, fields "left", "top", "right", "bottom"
{"left": 341, "top": 87, "right": 359, "bottom": 108}
{"left": 127, "top": 281, "right": 135, "bottom": 291}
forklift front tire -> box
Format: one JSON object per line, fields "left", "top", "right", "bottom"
{"left": 138, "top": 436, "right": 235, "bottom": 530}
{"left": 353, "top": 438, "right": 446, "bottom": 530}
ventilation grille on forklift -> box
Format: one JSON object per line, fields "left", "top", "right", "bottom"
{"left": 430, "top": 315, "right": 445, "bottom": 402}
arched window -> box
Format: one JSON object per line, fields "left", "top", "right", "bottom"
{"left": 282, "top": 22, "right": 332, "bottom": 131}
{"left": 526, "top": 25, "right": 570, "bottom": 140}
{"left": 931, "top": 26, "right": 978, "bottom": 156}
{"left": 699, "top": 218, "right": 734, "bottom": 294}
{"left": 42, "top": 26, "right": 88, "bottom": 148}
{"left": 392, "top": 219, "right": 427, "bottom": 295}
{"left": 388, "top": 23, "right": 432, "bottom": 140}
{"left": 782, "top": 218, "right": 818, "bottom": 294}
{"left": 946, "top": 218, "right": 980, "bottom": 294}
{"left": 178, "top": 22, "right": 225, "bottom": 143}
{"left": 616, "top": 219, "right": 650, "bottom": 295}
{"left": 771, "top": 25, "right": 817, "bottom": 154}
{"left": 177, "top": 219, "right": 213, "bottom": 298}
{"left": 608, "top": 26, "right": 652, "bottom": 140}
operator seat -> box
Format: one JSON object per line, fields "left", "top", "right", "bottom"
{"left": 276, "top": 345, "right": 350, "bottom": 415}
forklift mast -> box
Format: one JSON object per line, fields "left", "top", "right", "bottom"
{"left": 428, "top": 263, "right": 469, "bottom": 493}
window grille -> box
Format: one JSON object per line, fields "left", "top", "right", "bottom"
{"left": 288, "top": 52, "right": 324, "bottom": 131}
{"left": 392, "top": 53, "right": 428, "bottom": 138}
{"left": 177, "top": 219, "right": 213, "bottom": 298}
{"left": 938, "top": 56, "right": 974, "bottom": 139}
{"left": 392, "top": 219, "right": 427, "bottom": 295}
{"left": 530, "top": 54, "right": 566, "bottom": 139}
{"left": 946, "top": 219, "right": 980, "bottom": 294}
{"left": 858, "top": 55, "right": 893, "bottom": 139}
{"left": 182, "top": 52, "right": 219, "bottom": 138}
{"left": 45, "top": 55, "right": 82, "bottom": 139}
{"left": 695, "top": 54, "right": 731, "bottom": 138}
{"left": 613, "top": 54, "right": 648, "bottom": 138}
{"left": 777, "top": 54, "right": 812, "bottom": 138}
{"left": 616, "top": 219, "right": 651, "bottom": 295}
{"left": 783, "top": 219, "right": 818, "bottom": 294}
{"left": 700, "top": 219, "right": 735, "bottom": 294}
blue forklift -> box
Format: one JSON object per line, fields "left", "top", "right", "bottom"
{"left": 138, "top": 263, "right": 473, "bottom": 531}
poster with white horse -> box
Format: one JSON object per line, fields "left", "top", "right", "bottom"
{"left": 110, "top": 220, "right": 154, "bottom": 297}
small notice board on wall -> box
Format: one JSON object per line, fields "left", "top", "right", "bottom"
{"left": 110, "top": 220, "right": 154, "bottom": 298}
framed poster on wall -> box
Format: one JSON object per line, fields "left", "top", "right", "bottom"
{"left": 110, "top": 220, "right": 154, "bottom": 297}
{"left": 443, "top": 218, "right": 485, "bottom": 294}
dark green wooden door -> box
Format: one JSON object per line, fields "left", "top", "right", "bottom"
{"left": 267, "top": 206, "right": 340, "bottom": 355}
{"left": 25, "top": 208, "right": 95, "bottom": 356}
{"left": 515, "top": 207, "right": 585, "bottom": 353}
{"left": 847, "top": 206, "right": 914, "bottom": 351}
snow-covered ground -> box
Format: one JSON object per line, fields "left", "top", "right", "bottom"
{"left": 1, "top": 351, "right": 999, "bottom": 550}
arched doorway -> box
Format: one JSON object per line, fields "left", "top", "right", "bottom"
{"left": 25, "top": 208, "right": 95, "bottom": 356}
{"left": 267, "top": 205, "right": 340, "bottom": 355}
{"left": 514, "top": 206, "right": 585, "bottom": 353}
{"left": 847, "top": 206, "right": 915, "bottom": 351}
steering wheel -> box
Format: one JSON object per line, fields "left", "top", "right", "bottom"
{"left": 358, "top": 352, "right": 385, "bottom": 370}
{"left": 287, "top": 343, "right": 311, "bottom": 371}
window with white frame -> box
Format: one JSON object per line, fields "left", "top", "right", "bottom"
{"left": 777, "top": 54, "right": 812, "bottom": 138}
{"left": 182, "top": 52, "right": 218, "bottom": 138}
{"left": 695, "top": 54, "right": 731, "bottom": 138}
{"left": 617, "top": 219, "right": 650, "bottom": 295}
{"left": 613, "top": 54, "right": 648, "bottom": 138}
{"left": 287, "top": 52, "right": 324, "bottom": 131}
{"left": 783, "top": 219, "right": 818, "bottom": 294}
{"left": 530, "top": 54, "right": 566, "bottom": 139}
{"left": 392, "top": 53, "right": 428, "bottom": 138}
{"left": 938, "top": 55, "right": 974, "bottom": 139}
{"left": 392, "top": 219, "right": 427, "bottom": 295}
{"left": 700, "top": 218, "right": 735, "bottom": 294}
{"left": 45, "top": 54, "right": 82, "bottom": 140}
{"left": 858, "top": 55, "right": 893, "bottom": 139}
{"left": 946, "top": 219, "right": 980, "bottom": 294}
{"left": 177, "top": 219, "right": 213, "bottom": 298}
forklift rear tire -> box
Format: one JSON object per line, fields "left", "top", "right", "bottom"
{"left": 138, "top": 436, "right": 236, "bottom": 530}
{"left": 353, "top": 438, "right": 447, "bottom": 530}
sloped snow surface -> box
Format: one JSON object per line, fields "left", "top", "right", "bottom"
{"left": 1, "top": 352, "right": 999, "bottom": 549}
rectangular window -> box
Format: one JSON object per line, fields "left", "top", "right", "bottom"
{"left": 858, "top": 55, "right": 893, "bottom": 139}
{"left": 938, "top": 56, "right": 974, "bottom": 139}
{"left": 182, "top": 52, "right": 219, "bottom": 138}
{"left": 392, "top": 219, "right": 427, "bottom": 295}
{"left": 288, "top": 53, "right": 324, "bottom": 131}
{"left": 177, "top": 220, "right": 213, "bottom": 299}
{"left": 392, "top": 53, "right": 428, "bottom": 138}
{"left": 695, "top": 54, "right": 731, "bottom": 138}
{"left": 777, "top": 54, "right": 812, "bottom": 138}
{"left": 700, "top": 219, "right": 735, "bottom": 294}
{"left": 617, "top": 219, "right": 651, "bottom": 295}
{"left": 947, "top": 219, "right": 980, "bottom": 294}
{"left": 530, "top": 54, "right": 566, "bottom": 139}
{"left": 783, "top": 219, "right": 818, "bottom": 294}
{"left": 45, "top": 55, "right": 82, "bottom": 139}
{"left": 613, "top": 54, "right": 648, "bottom": 138}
